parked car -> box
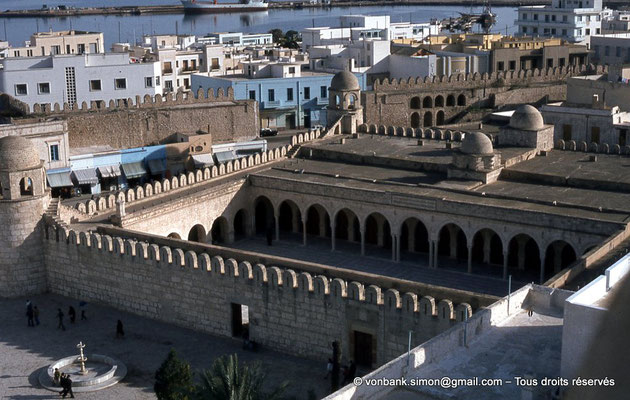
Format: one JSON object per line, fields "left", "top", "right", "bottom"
{"left": 260, "top": 128, "right": 278, "bottom": 137}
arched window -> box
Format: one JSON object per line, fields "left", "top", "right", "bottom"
{"left": 446, "top": 95, "right": 456, "bottom": 107}
{"left": 348, "top": 94, "right": 357, "bottom": 109}
{"left": 435, "top": 95, "right": 444, "bottom": 107}
{"left": 410, "top": 112, "right": 420, "bottom": 128}
{"left": 410, "top": 96, "right": 421, "bottom": 109}
{"left": 20, "top": 177, "right": 33, "bottom": 196}
{"left": 423, "top": 96, "right": 433, "bottom": 108}
{"left": 335, "top": 95, "right": 342, "bottom": 107}
{"left": 423, "top": 111, "right": 432, "bottom": 127}
{"left": 457, "top": 94, "right": 466, "bottom": 106}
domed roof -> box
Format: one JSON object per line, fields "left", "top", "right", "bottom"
{"left": 461, "top": 132, "right": 493, "bottom": 155}
{"left": 330, "top": 71, "right": 360, "bottom": 91}
{"left": 0, "top": 136, "right": 41, "bottom": 171}
{"left": 509, "top": 104, "right": 544, "bottom": 131}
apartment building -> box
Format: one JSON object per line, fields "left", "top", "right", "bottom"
{"left": 2, "top": 30, "right": 104, "bottom": 58}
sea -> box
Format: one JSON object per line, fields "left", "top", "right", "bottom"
{"left": 0, "top": 0, "right": 518, "bottom": 48}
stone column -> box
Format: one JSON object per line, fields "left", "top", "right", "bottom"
{"left": 539, "top": 248, "right": 546, "bottom": 284}
{"left": 482, "top": 231, "right": 491, "bottom": 264}
{"left": 467, "top": 243, "right": 473, "bottom": 274}
{"left": 275, "top": 214, "right": 280, "bottom": 241}
{"left": 433, "top": 240, "right": 439, "bottom": 268}
{"left": 503, "top": 251, "right": 509, "bottom": 280}
{"left": 331, "top": 219, "right": 336, "bottom": 252}
{"left": 302, "top": 219, "right": 307, "bottom": 246}
{"left": 396, "top": 233, "right": 401, "bottom": 262}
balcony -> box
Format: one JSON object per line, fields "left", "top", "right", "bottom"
{"left": 262, "top": 100, "right": 281, "bottom": 108}
{"left": 317, "top": 97, "right": 328, "bottom": 105}
{"left": 162, "top": 68, "right": 173, "bottom": 75}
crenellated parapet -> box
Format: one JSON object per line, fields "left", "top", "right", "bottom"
{"left": 555, "top": 139, "right": 630, "bottom": 156}
{"left": 373, "top": 64, "right": 607, "bottom": 92}
{"left": 74, "top": 128, "right": 326, "bottom": 216}
{"left": 358, "top": 124, "right": 466, "bottom": 142}
{"left": 31, "top": 87, "right": 236, "bottom": 115}
{"left": 45, "top": 223, "right": 474, "bottom": 323}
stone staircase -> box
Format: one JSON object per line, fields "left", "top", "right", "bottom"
{"left": 286, "top": 145, "right": 302, "bottom": 158}
{"left": 44, "top": 198, "right": 69, "bottom": 230}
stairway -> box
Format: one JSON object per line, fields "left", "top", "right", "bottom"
{"left": 286, "top": 145, "right": 302, "bottom": 158}
{"left": 44, "top": 198, "right": 69, "bottom": 229}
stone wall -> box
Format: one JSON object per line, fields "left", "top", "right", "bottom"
{"left": 363, "top": 65, "right": 606, "bottom": 128}
{"left": 29, "top": 89, "right": 258, "bottom": 149}
{"left": 0, "top": 195, "right": 48, "bottom": 297}
{"left": 44, "top": 226, "right": 474, "bottom": 367}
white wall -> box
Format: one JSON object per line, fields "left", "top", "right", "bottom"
{"left": 388, "top": 54, "right": 436, "bottom": 79}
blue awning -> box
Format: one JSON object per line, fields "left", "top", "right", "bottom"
{"left": 47, "top": 170, "right": 73, "bottom": 188}
{"left": 121, "top": 162, "right": 147, "bottom": 179}
{"left": 214, "top": 150, "right": 237, "bottom": 164}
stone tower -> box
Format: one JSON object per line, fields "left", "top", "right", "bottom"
{"left": 327, "top": 70, "right": 364, "bottom": 134}
{"left": 0, "top": 136, "right": 49, "bottom": 297}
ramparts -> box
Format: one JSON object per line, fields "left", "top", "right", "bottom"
{"left": 44, "top": 223, "right": 477, "bottom": 366}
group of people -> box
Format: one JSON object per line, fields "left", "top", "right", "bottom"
{"left": 325, "top": 341, "right": 358, "bottom": 392}
{"left": 56, "top": 304, "right": 87, "bottom": 331}
{"left": 25, "top": 300, "right": 40, "bottom": 327}
{"left": 53, "top": 368, "right": 75, "bottom": 398}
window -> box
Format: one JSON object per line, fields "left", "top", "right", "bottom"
{"left": 522, "top": 27, "right": 528, "bottom": 34}
{"left": 562, "top": 29, "right": 568, "bottom": 36}
{"left": 50, "top": 144, "right": 59, "bottom": 161}
{"left": 249, "top": 90, "right": 256, "bottom": 100}
{"left": 586, "top": 28, "right": 590, "bottom": 35}
{"left": 562, "top": 124, "right": 572, "bottom": 141}
{"left": 155, "top": 76, "right": 160, "bottom": 85}
{"left": 563, "top": 15, "right": 567, "bottom": 22}
{"left": 15, "top": 84, "right": 27, "bottom": 96}
{"left": 620, "top": 129, "right": 628, "bottom": 146}
{"left": 38, "top": 82, "right": 50, "bottom": 94}
{"left": 559, "top": 58, "right": 566, "bottom": 67}
{"left": 288, "top": 66, "right": 295, "bottom": 74}
{"left": 77, "top": 43, "right": 85, "bottom": 54}
{"left": 552, "top": 15, "right": 556, "bottom": 22}
{"left": 551, "top": 28, "right": 556, "bottom": 35}
{"left": 545, "top": 15, "right": 549, "bottom": 22}
{"left": 304, "top": 87, "right": 310, "bottom": 99}
{"left": 533, "top": 27, "right": 539, "bottom": 34}
{"left": 145, "top": 77, "right": 153, "bottom": 87}
{"left": 115, "top": 78, "right": 127, "bottom": 90}
{"left": 547, "top": 58, "right": 554, "bottom": 68}
{"left": 66, "top": 44, "right": 71, "bottom": 54}
{"left": 287, "top": 88, "right": 293, "bottom": 101}
{"left": 184, "top": 78, "right": 190, "bottom": 89}
{"left": 51, "top": 45, "right": 61, "bottom": 55}
{"left": 211, "top": 57, "right": 220, "bottom": 69}
{"left": 534, "top": 14, "right": 539, "bottom": 21}
{"left": 509, "top": 60, "right": 516, "bottom": 70}
{"left": 617, "top": 47, "right": 622, "bottom": 57}
{"left": 268, "top": 89, "right": 275, "bottom": 102}
{"left": 13, "top": 50, "right": 20, "bottom": 57}
{"left": 27, "top": 49, "right": 33, "bottom": 57}
{"left": 320, "top": 85, "right": 327, "bottom": 98}
{"left": 522, "top": 13, "right": 528, "bottom": 20}
{"left": 163, "top": 61, "right": 173, "bottom": 74}
{"left": 89, "top": 80, "right": 101, "bottom": 91}
{"left": 591, "top": 127, "right": 600, "bottom": 144}
{"left": 605, "top": 46, "right": 610, "bottom": 56}
{"left": 165, "top": 80, "right": 173, "bottom": 90}
{"left": 497, "top": 61, "right": 505, "bottom": 71}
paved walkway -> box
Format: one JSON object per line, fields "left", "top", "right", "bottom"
{"left": 229, "top": 235, "right": 527, "bottom": 297}
{"left": 0, "top": 294, "right": 327, "bottom": 400}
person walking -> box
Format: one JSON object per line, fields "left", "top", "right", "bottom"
{"left": 53, "top": 368, "right": 61, "bottom": 386}
{"left": 56, "top": 308, "right": 65, "bottom": 331}
{"left": 59, "top": 374, "right": 75, "bottom": 398}
{"left": 68, "top": 306, "right": 76, "bottom": 324}
{"left": 116, "top": 319, "right": 124, "bottom": 339}
{"left": 26, "top": 300, "right": 34, "bottom": 327}
{"left": 33, "top": 306, "right": 40, "bottom": 326}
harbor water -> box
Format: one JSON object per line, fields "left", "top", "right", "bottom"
{"left": 0, "top": 0, "right": 518, "bottom": 48}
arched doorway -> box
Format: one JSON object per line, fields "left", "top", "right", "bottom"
{"left": 335, "top": 208, "right": 361, "bottom": 248}
{"left": 436, "top": 110, "right": 445, "bottom": 125}
{"left": 446, "top": 95, "right": 455, "bottom": 107}
{"left": 278, "top": 200, "right": 301, "bottom": 238}
{"left": 254, "top": 196, "right": 274, "bottom": 235}
{"left": 364, "top": 212, "right": 392, "bottom": 257}
{"left": 435, "top": 95, "right": 444, "bottom": 107}
{"left": 438, "top": 223, "right": 467, "bottom": 269}
{"left": 210, "top": 217, "right": 229, "bottom": 244}
{"left": 188, "top": 224, "right": 206, "bottom": 243}
{"left": 423, "top": 112, "right": 432, "bottom": 127}
{"left": 167, "top": 232, "right": 182, "bottom": 239}
{"left": 306, "top": 204, "right": 330, "bottom": 238}
{"left": 410, "top": 96, "right": 421, "bottom": 109}
{"left": 410, "top": 112, "right": 420, "bottom": 128}
{"left": 423, "top": 96, "right": 433, "bottom": 108}
{"left": 544, "top": 240, "right": 577, "bottom": 278}
{"left": 233, "top": 209, "right": 249, "bottom": 241}
{"left": 457, "top": 94, "right": 466, "bottom": 106}
{"left": 508, "top": 234, "right": 541, "bottom": 281}
{"left": 400, "top": 218, "right": 429, "bottom": 262}
{"left": 471, "top": 229, "right": 503, "bottom": 276}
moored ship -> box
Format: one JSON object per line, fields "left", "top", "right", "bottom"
{"left": 180, "top": 0, "right": 269, "bottom": 13}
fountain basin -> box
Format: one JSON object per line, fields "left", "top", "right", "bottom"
{"left": 39, "top": 354, "right": 127, "bottom": 392}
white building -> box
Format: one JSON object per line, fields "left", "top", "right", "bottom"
{"left": 602, "top": 10, "right": 630, "bottom": 33}
{"left": 0, "top": 53, "right": 161, "bottom": 111}
{"left": 1, "top": 30, "right": 105, "bottom": 58}
{"left": 308, "top": 39, "right": 390, "bottom": 75}
{"left": 516, "top": 0, "right": 610, "bottom": 43}
{"left": 198, "top": 32, "right": 273, "bottom": 47}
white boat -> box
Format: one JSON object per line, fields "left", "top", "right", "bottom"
{"left": 181, "top": 0, "right": 269, "bottom": 13}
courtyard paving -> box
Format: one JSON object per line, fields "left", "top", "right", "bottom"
{"left": 0, "top": 294, "right": 328, "bottom": 400}
{"left": 229, "top": 234, "right": 528, "bottom": 297}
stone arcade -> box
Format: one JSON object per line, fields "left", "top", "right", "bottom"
{"left": 2, "top": 71, "right": 630, "bottom": 375}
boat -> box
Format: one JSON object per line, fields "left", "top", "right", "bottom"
{"left": 180, "top": 0, "right": 269, "bottom": 13}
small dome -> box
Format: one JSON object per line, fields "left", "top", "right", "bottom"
{"left": 0, "top": 136, "right": 41, "bottom": 171}
{"left": 509, "top": 104, "right": 544, "bottom": 131}
{"left": 330, "top": 71, "right": 360, "bottom": 91}
{"left": 461, "top": 132, "right": 493, "bottom": 155}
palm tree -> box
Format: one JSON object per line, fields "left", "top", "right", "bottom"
{"left": 194, "top": 354, "right": 289, "bottom": 400}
